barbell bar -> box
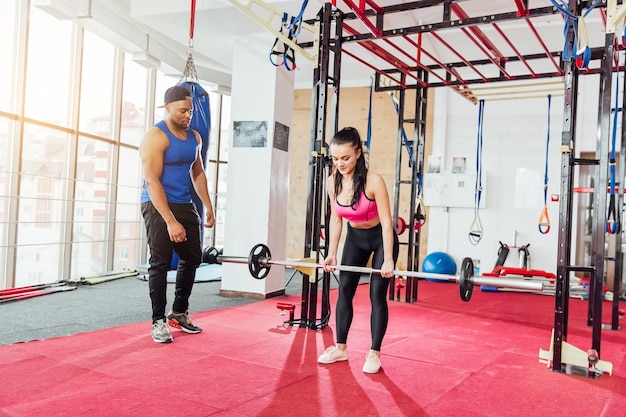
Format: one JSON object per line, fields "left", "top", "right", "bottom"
{"left": 214, "top": 243, "right": 544, "bottom": 302}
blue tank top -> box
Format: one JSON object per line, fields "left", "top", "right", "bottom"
{"left": 141, "top": 121, "right": 198, "bottom": 204}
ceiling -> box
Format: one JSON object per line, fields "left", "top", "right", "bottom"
{"left": 38, "top": 0, "right": 612, "bottom": 96}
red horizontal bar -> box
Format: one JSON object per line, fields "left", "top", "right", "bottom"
{"left": 451, "top": 3, "right": 505, "bottom": 60}
{"left": 492, "top": 23, "right": 537, "bottom": 77}
{"left": 429, "top": 32, "right": 489, "bottom": 82}
{"left": 342, "top": 0, "right": 382, "bottom": 37}
{"left": 574, "top": 187, "right": 626, "bottom": 193}
{"left": 343, "top": 23, "right": 426, "bottom": 87}
{"left": 342, "top": 49, "right": 407, "bottom": 89}
{"left": 402, "top": 35, "right": 466, "bottom": 84}
{"left": 525, "top": 19, "right": 562, "bottom": 75}
{"left": 514, "top": 0, "right": 530, "bottom": 17}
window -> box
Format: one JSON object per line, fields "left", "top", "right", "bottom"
{"left": 120, "top": 56, "right": 148, "bottom": 147}
{"left": 0, "top": 2, "right": 16, "bottom": 112}
{"left": 79, "top": 31, "right": 116, "bottom": 138}
{"left": 71, "top": 137, "right": 111, "bottom": 278}
{"left": 2, "top": 1, "right": 232, "bottom": 288}
{"left": 23, "top": 7, "right": 73, "bottom": 126}
{"left": 15, "top": 123, "right": 70, "bottom": 286}
{"left": 113, "top": 147, "right": 143, "bottom": 271}
{"left": 119, "top": 246, "right": 129, "bottom": 261}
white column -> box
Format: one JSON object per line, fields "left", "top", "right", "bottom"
{"left": 220, "top": 35, "right": 293, "bottom": 298}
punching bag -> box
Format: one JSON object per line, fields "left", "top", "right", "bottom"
{"left": 178, "top": 81, "right": 210, "bottom": 244}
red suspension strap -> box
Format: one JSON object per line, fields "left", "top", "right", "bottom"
{"left": 189, "top": 0, "right": 196, "bottom": 43}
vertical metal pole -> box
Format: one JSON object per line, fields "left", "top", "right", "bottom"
{"left": 553, "top": 0, "right": 580, "bottom": 372}
{"left": 302, "top": 4, "right": 340, "bottom": 329}
{"left": 613, "top": 58, "right": 626, "bottom": 331}
{"left": 411, "top": 70, "right": 428, "bottom": 302}
{"left": 589, "top": 34, "right": 614, "bottom": 354}
{"left": 390, "top": 77, "right": 404, "bottom": 301}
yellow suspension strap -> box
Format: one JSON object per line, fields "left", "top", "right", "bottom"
{"left": 538, "top": 94, "right": 552, "bottom": 234}
{"left": 469, "top": 99, "right": 485, "bottom": 245}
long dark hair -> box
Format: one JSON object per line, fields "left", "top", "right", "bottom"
{"left": 331, "top": 127, "right": 368, "bottom": 207}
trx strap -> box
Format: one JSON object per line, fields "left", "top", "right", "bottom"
{"left": 469, "top": 100, "right": 485, "bottom": 245}
{"left": 269, "top": 1, "right": 308, "bottom": 71}
{"left": 538, "top": 94, "right": 552, "bottom": 234}
{"left": 551, "top": 0, "right": 601, "bottom": 68}
{"left": 607, "top": 67, "right": 620, "bottom": 234}
{"left": 270, "top": 14, "right": 297, "bottom": 70}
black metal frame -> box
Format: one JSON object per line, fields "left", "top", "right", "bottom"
{"left": 298, "top": 1, "right": 622, "bottom": 376}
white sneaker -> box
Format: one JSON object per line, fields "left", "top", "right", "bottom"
{"left": 317, "top": 345, "right": 348, "bottom": 364}
{"left": 362, "top": 352, "right": 381, "bottom": 373}
{"left": 151, "top": 319, "right": 173, "bottom": 343}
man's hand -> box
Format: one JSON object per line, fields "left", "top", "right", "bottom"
{"left": 167, "top": 221, "right": 187, "bottom": 242}
{"left": 204, "top": 210, "right": 215, "bottom": 228}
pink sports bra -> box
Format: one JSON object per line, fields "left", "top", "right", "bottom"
{"left": 334, "top": 191, "right": 379, "bottom": 223}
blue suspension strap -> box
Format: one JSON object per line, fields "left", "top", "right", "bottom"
{"left": 607, "top": 66, "right": 621, "bottom": 234}
{"left": 388, "top": 93, "right": 413, "bottom": 162}
{"left": 469, "top": 99, "right": 485, "bottom": 245}
{"left": 269, "top": 14, "right": 297, "bottom": 70}
{"left": 551, "top": 0, "right": 601, "bottom": 69}
{"left": 269, "top": 0, "right": 309, "bottom": 71}
{"left": 387, "top": 91, "right": 426, "bottom": 231}
{"left": 538, "top": 95, "right": 552, "bottom": 234}
{"left": 366, "top": 76, "right": 373, "bottom": 154}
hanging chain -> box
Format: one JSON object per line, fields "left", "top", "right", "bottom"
{"left": 180, "top": 0, "right": 198, "bottom": 83}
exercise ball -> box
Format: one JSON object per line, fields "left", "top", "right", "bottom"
{"left": 422, "top": 251, "right": 456, "bottom": 282}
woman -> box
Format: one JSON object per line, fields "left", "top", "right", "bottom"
{"left": 317, "top": 127, "right": 399, "bottom": 374}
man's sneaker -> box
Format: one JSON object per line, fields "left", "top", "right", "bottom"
{"left": 151, "top": 319, "right": 173, "bottom": 343}
{"left": 362, "top": 352, "right": 381, "bottom": 374}
{"left": 317, "top": 345, "right": 348, "bottom": 364}
{"left": 166, "top": 310, "right": 202, "bottom": 334}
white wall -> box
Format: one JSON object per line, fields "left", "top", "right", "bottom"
{"left": 426, "top": 75, "right": 607, "bottom": 275}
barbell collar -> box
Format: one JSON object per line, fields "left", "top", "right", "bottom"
{"left": 216, "top": 255, "right": 249, "bottom": 265}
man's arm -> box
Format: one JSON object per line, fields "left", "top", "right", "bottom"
{"left": 189, "top": 131, "right": 215, "bottom": 228}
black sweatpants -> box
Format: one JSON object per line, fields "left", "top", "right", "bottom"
{"left": 141, "top": 201, "right": 202, "bottom": 322}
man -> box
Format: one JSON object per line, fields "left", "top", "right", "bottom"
{"left": 140, "top": 85, "right": 215, "bottom": 343}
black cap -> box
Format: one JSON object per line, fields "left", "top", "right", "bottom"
{"left": 159, "top": 85, "right": 191, "bottom": 107}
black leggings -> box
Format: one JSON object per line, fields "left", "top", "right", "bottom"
{"left": 335, "top": 223, "right": 399, "bottom": 351}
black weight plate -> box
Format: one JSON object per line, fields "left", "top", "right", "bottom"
{"left": 202, "top": 246, "right": 220, "bottom": 264}
{"left": 248, "top": 243, "right": 272, "bottom": 279}
{"left": 459, "top": 257, "right": 474, "bottom": 302}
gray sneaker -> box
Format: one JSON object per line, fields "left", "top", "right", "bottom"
{"left": 151, "top": 319, "right": 173, "bottom": 343}
{"left": 166, "top": 310, "right": 202, "bottom": 334}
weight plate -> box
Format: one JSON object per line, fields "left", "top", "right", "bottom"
{"left": 202, "top": 246, "right": 220, "bottom": 264}
{"left": 248, "top": 243, "right": 272, "bottom": 279}
{"left": 459, "top": 257, "right": 474, "bottom": 302}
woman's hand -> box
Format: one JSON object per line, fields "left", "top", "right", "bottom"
{"left": 380, "top": 259, "right": 395, "bottom": 279}
{"left": 322, "top": 255, "right": 337, "bottom": 273}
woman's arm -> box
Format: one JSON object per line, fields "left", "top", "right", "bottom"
{"left": 370, "top": 172, "right": 395, "bottom": 277}
{"left": 323, "top": 175, "right": 343, "bottom": 270}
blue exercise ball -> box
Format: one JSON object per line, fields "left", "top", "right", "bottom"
{"left": 422, "top": 252, "right": 457, "bottom": 282}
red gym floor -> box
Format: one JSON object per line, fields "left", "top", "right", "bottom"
{"left": 1, "top": 281, "right": 624, "bottom": 417}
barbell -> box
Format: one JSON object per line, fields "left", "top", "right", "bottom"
{"left": 210, "top": 243, "right": 544, "bottom": 302}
